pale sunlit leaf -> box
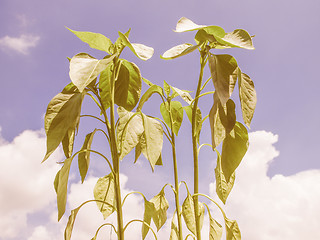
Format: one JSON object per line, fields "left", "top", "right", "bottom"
{"left": 64, "top": 206, "right": 81, "bottom": 240}
{"left": 161, "top": 43, "right": 198, "bottom": 60}
{"left": 175, "top": 17, "right": 206, "bottom": 32}
{"left": 219, "top": 29, "right": 254, "bottom": 50}
{"left": 160, "top": 101, "right": 184, "bottom": 135}
{"left": 225, "top": 218, "right": 241, "bottom": 240}
{"left": 150, "top": 189, "right": 169, "bottom": 231}
{"left": 142, "top": 199, "right": 155, "bottom": 239}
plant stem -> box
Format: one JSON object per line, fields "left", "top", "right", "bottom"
{"left": 191, "top": 51, "right": 207, "bottom": 240}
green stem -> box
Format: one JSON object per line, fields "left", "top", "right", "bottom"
{"left": 191, "top": 50, "right": 207, "bottom": 240}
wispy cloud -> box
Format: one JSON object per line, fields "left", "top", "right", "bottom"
{"left": 0, "top": 34, "right": 40, "bottom": 55}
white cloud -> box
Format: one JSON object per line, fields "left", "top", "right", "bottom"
{"left": 0, "top": 34, "right": 40, "bottom": 55}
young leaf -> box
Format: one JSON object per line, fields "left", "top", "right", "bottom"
{"left": 208, "top": 54, "right": 238, "bottom": 105}
{"left": 69, "top": 53, "right": 115, "bottom": 92}
{"left": 161, "top": 43, "right": 198, "bottom": 60}
{"left": 64, "top": 206, "right": 81, "bottom": 240}
{"left": 214, "top": 150, "right": 235, "bottom": 204}
{"left": 93, "top": 173, "right": 116, "bottom": 219}
{"left": 150, "top": 188, "right": 169, "bottom": 231}
{"left": 141, "top": 113, "right": 163, "bottom": 171}
{"left": 171, "top": 86, "right": 193, "bottom": 104}
{"left": 218, "top": 29, "right": 254, "bottom": 50}
{"left": 160, "top": 101, "right": 184, "bottom": 135}
{"left": 137, "top": 84, "right": 164, "bottom": 111}
{"left": 170, "top": 216, "right": 179, "bottom": 240}
{"left": 57, "top": 157, "right": 73, "bottom": 220}
{"left": 117, "top": 107, "right": 144, "bottom": 160}
{"left": 221, "top": 122, "right": 249, "bottom": 181}
{"left": 78, "top": 129, "right": 98, "bottom": 183}
{"left": 142, "top": 199, "right": 156, "bottom": 239}
{"left": 225, "top": 218, "right": 241, "bottom": 240}
{"left": 114, "top": 59, "right": 142, "bottom": 111}
{"left": 209, "top": 215, "right": 223, "bottom": 240}
{"left": 118, "top": 31, "right": 154, "bottom": 60}
{"left": 66, "top": 28, "right": 113, "bottom": 54}
{"left": 238, "top": 69, "right": 257, "bottom": 128}
{"left": 99, "top": 63, "right": 113, "bottom": 110}
{"left": 61, "top": 128, "right": 75, "bottom": 158}
{"left": 43, "top": 90, "right": 85, "bottom": 162}
{"left": 163, "top": 80, "right": 171, "bottom": 96}
{"left": 175, "top": 17, "right": 207, "bottom": 32}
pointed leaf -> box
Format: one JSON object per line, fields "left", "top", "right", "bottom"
{"left": 214, "top": 150, "right": 235, "bottom": 204}
{"left": 208, "top": 54, "right": 238, "bottom": 105}
{"left": 141, "top": 113, "right": 163, "bottom": 171}
{"left": 160, "top": 101, "right": 184, "bottom": 135}
{"left": 93, "top": 173, "right": 116, "bottom": 219}
{"left": 99, "top": 63, "right": 113, "bottom": 110}
{"left": 57, "top": 157, "right": 73, "bottom": 220}
{"left": 238, "top": 70, "right": 257, "bottom": 128}
{"left": 218, "top": 29, "right": 254, "bottom": 50}
{"left": 137, "top": 84, "right": 164, "bottom": 111}
{"left": 62, "top": 127, "right": 75, "bottom": 158}
{"left": 221, "top": 122, "right": 249, "bottom": 181}
{"left": 135, "top": 137, "right": 162, "bottom": 166}
{"left": 150, "top": 189, "right": 169, "bottom": 231}
{"left": 163, "top": 80, "right": 171, "bottom": 96}
{"left": 69, "top": 53, "right": 115, "bottom": 92}
{"left": 118, "top": 31, "right": 154, "bottom": 60}
{"left": 182, "top": 194, "right": 205, "bottom": 235}
{"left": 171, "top": 86, "right": 193, "bottom": 104}
{"left": 64, "top": 206, "right": 81, "bottom": 240}
{"left": 175, "top": 17, "right": 206, "bottom": 32}
{"left": 43, "top": 90, "right": 84, "bottom": 162}
{"left": 67, "top": 28, "right": 113, "bottom": 53}
{"left": 225, "top": 218, "right": 241, "bottom": 240}
{"left": 117, "top": 107, "right": 144, "bottom": 160}
{"left": 170, "top": 217, "right": 179, "bottom": 240}
{"left": 209, "top": 215, "right": 223, "bottom": 240}
{"left": 142, "top": 199, "right": 156, "bottom": 239}
{"left": 161, "top": 43, "right": 198, "bottom": 60}
{"left": 54, "top": 170, "right": 60, "bottom": 194}
{"left": 78, "top": 129, "right": 98, "bottom": 183}
{"left": 114, "top": 59, "right": 142, "bottom": 111}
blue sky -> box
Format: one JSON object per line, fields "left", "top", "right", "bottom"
{"left": 1, "top": 0, "right": 320, "bottom": 239}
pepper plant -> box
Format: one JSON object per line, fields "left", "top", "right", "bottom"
{"left": 43, "top": 17, "right": 256, "bottom": 240}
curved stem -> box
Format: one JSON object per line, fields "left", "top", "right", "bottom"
{"left": 80, "top": 114, "right": 106, "bottom": 124}
{"left": 122, "top": 191, "right": 146, "bottom": 206}
{"left": 197, "top": 143, "right": 213, "bottom": 156}
{"left": 123, "top": 219, "right": 158, "bottom": 240}
{"left": 189, "top": 91, "right": 215, "bottom": 106}
{"left": 193, "top": 193, "right": 227, "bottom": 219}
{"left": 93, "top": 223, "right": 118, "bottom": 239}
{"left": 200, "top": 76, "right": 212, "bottom": 91}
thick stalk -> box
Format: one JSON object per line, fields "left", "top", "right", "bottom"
{"left": 191, "top": 51, "right": 207, "bottom": 240}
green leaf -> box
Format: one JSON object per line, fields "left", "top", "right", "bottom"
{"left": 209, "top": 214, "right": 223, "bottom": 240}
{"left": 93, "top": 173, "right": 116, "bottom": 219}
{"left": 64, "top": 205, "right": 81, "bottom": 240}
{"left": 61, "top": 128, "right": 75, "bottom": 158}
{"left": 114, "top": 59, "right": 142, "bottom": 111}
{"left": 183, "top": 105, "right": 202, "bottom": 143}
{"left": 169, "top": 217, "right": 179, "bottom": 240}
{"left": 225, "top": 218, "right": 241, "bottom": 240}
{"left": 171, "top": 86, "right": 193, "bottom": 104}
{"left": 54, "top": 170, "right": 60, "bottom": 194}
{"left": 201, "top": 26, "right": 226, "bottom": 41}
{"left": 78, "top": 129, "right": 98, "bottom": 183}
{"left": 160, "top": 101, "right": 184, "bottom": 135}
{"left": 135, "top": 138, "right": 162, "bottom": 166}
{"left": 217, "top": 29, "right": 254, "bottom": 50}
{"left": 137, "top": 84, "right": 164, "bottom": 111}
{"left": 181, "top": 193, "right": 205, "bottom": 235}
{"left": 118, "top": 31, "right": 154, "bottom": 60}
{"left": 208, "top": 54, "right": 238, "bottom": 105}
{"left": 142, "top": 199, "right": 156, "bottom": 239}
{"left": 221, "top": 122, "right": 249, "bottom": 181}
{"left": 238, "top": 70, "right": 257, "bottom": 128}
{"left": 150, "top": 188, "right": 169, "bottom": 231}
{"left": 214, "top": 150, "right": 235, "bottom": 204}
{"left": 69, "top": 53, "right": 115, "bottom": 92}
{"left": 141, "top": 113, "right": 163, "bottom": 171}
{"left": 66, "top": 28, "right": 113, "bottom": 54}
{"left": 57, "top": 157, "right": 73, "bottom": 221}
{"left": 43, "top": 90, "right": 85, "bottom": 162}
{"left": 175, "top": 17, "right": 207, "bottom": 32}
{"left": 117, "top": 107, "right": 144, "bottom": 160}
{"left": 161, "top": 43, "right": 198, "bottom": 60}
{"left": 99, "top": 63, "right": 113, "bottom": 110}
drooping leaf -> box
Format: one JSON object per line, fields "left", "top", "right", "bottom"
{"left": 43, "top": 89, "right": 85, "bottom": 162}
{"left": 160, "top": 101, "right": 184, "bottom": 135}
{"left": 142, "top": 199, "right": 156, "bottom": 239}
{"left": 208, "top": 54, "right": 238, "bottom": 105}
{"left": 209, "top": 214, "right": 223, "bottom": 240}
{"left": 163, "top": 80, "right": 171, "bottom": 96}
{"left": 64, "top": 206, "right": 81, "bottom": 240}
{"left": 61, "top": 127, "right": 76, "bottom": 158}
{"left": 183, "top": 105, "right": 202, "bottom": 143}
{"left": 221, "top": 122, "right": 249, "bottom": 181}
{"left": 141, "top": 113, "right": 163, "bottom": 171}
{"left": 57, "top": 157, "right": 73, "bottom": 220}
{"left": 181, "top": 193, "right": 205, "bottom": 235}
{"left": 117, "top": 107, "right": 144, "bottom": 160}
{"left": 135, "top": 136, "right": 163, "bottom": 166}
{"left": 66, "top": 28, "right": 113, "bottom": 54}
{"left": 214, "top": 149, "right": 235, "bottom": 204}
{"left": 161, "top": 43, "right": 198, "bottom": 60}
{"left": 78, "top": 129, "right": 98, "bottom": 183}
{"left": 93, "top": 173, "right": 116, "bottom": 219}
{"left": 171, "top": 86, "right": 193, "bottom": 104}
{"left": 150, "top": 188, "right": 169, "bottom": 231}
{"left": 99, "top": 63, "right": 113, "bottom": 110}
{"left": 218, "top": 29, "right": 254, "bottom": 50}
{"left": 169, "top": 216, "right": 179, "bottom": 240}
{"left": 137, "top": 84, "right": 164, "bottom": 111}
{"left": 225, "top": 218, "right": 241, "bottom": 240}
{"left": 175, "top": 17, "right": 207, "bottom": 32}
{"left": 238, "top": 69, "right": 257, "bottom": 128}
{"left": 114, "top": 59, "right": 142, "bottom": 111}
{"left": 118, "top": 31, "right": 154, "bottom": 60}
{"left": 69, "top": 53, "right": 115, "bottom": 92}
{"left": 54, "top": 169, "right": 60, "bottom": 194}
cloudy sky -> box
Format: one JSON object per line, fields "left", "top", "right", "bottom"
{"left": 1, "top": 0, "right": 320, "bottom": 239}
